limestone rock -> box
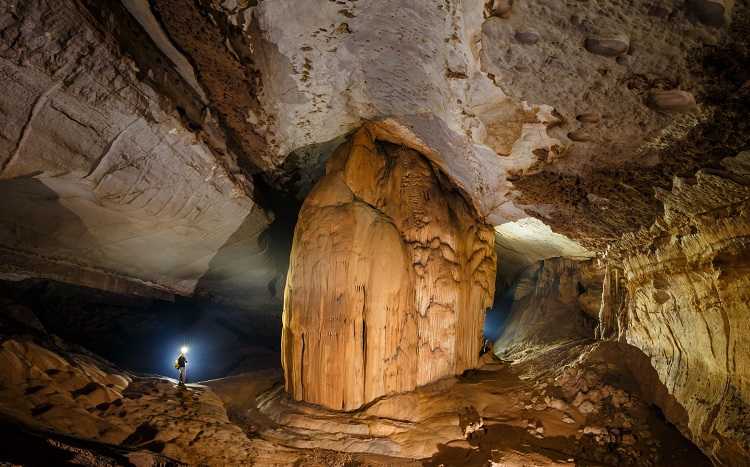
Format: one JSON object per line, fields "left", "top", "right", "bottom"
{"left": 493, "top": 217, "right": 593, "bottom": 290}
{"left": 282, "top": 127, "right": 497, "bottom": 410}
{"left": 0, "top": 293, "right": 711, "bottom": 466}
{"left": 515, "top": 30, "right": 540, "bottom": 45}
{"left": 0, "top": 0, "right": 277, "bottom": 308}
{"left": 605, "top": 152, "right": 750, "bottom": 464}
{"left": 576, "top": 113, "right": 602, "bottom": 124}
{"left": 688, "top": 0, "right": 731, "bottom": 26}
{"left": 584, "top": 34, "right": 631, "bottom": 57}
{"left": 490, "top": 0, "right": 514, "bottom": 18}
{"left": 567, "top": 130, "right": 592, "bottom": 142}
{"left": 251, "top": 339, "right": 709, "bottom": 465}
{"left": 647, "top": 90, "right": 698, "bottom": 112}
{"left": 494, "top": 258, "right": 602, "bottom": 357}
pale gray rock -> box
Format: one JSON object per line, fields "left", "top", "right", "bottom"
{"left": 0, "top": 0, "right": 276, "bottom": 307}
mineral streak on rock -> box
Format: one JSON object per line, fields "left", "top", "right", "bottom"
{"left": 282, "top": 126, "right": 497, "bottom": 411}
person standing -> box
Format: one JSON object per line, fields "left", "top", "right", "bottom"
{"left": 175, "top": 350, "right": 188, "bottom": 386}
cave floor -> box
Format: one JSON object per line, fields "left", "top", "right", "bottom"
{"left": 0, "top": 322, "right": 710, "bottom": 466}
{"left": 202, "top": 340, "right": 709, "bottom": 466}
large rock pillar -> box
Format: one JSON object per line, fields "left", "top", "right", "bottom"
{"left": 282, "top": 127, "right": 496, "bottom": 410}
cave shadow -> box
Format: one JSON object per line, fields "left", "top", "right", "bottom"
{"left": 0, "top": 177, "right": 103, "bottom": 267}
{"left": 425, "top": 408, "right": 710, "bottom": 467}
{"left": 483, "top": 287, "right": 514, "bottom": 343}
{"left": 185, "top": 175, "right": 303, "bottom": 380}
{"left": 187, "top": 139, "right": 349, "bottom": 381}
{"left": 424, "top": 424, "right": 577, "bottom": 467}
{"left": 0, "top": 276, "right": 285, "bottom": 381}
{"left": 0, "top": 419, "right": 181, "bottom": 466}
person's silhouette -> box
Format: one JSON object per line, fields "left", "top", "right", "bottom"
{"left": 175, "top": 351, "right": 187, "bottom": 386}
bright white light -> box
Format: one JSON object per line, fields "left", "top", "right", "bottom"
{"left": 180, "top": 346, "right": 189, "bottom": 354}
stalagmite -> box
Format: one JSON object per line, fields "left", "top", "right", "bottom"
{"left": 282, "top": 127, "right": 497, "bottom": 410}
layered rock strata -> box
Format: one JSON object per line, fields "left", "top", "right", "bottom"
{"left": 282, "top": 127, "right": 496, "bottom": 410}
{"left": 605, "top": 151, "right": 750, "bottom": 465}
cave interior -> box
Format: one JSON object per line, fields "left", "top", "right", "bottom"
{"left": 0, "top": 0, "right": 748, "bottom": 466}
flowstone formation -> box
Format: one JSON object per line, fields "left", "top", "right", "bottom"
{"left": 282, "top": 126, "right": 496, "bottom": 410}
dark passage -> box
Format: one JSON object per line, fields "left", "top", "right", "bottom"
{"left": 0, "top": 279, "right": 282, "bottom": 382}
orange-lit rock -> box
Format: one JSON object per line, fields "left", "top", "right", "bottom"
{"left": 282, "top": 127, "right": 497, "bottom": 410}
{"left": 605, "top": 151, "right": 750, "bottom": 464}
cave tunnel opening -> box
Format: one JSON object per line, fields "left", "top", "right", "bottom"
{"left": 0, "top": 278, "right": 284, "bottom": 382}
{"left": 483, "top": 286, "right": 514, "bottom": 344}
{"left": 0, "top": 160, "right": 313, "bottom": 383}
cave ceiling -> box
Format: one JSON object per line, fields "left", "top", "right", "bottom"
{"left": 0, "top": 0, "right": 746, "bottom": 305}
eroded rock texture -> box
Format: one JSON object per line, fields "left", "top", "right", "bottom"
{"left": 0, "top": 0, "right": 279, "bottom": 308}
{"left": 511, "top": 4, "right": 748, "bottom": 250}
{"left": 494, "top": 258, "right": 602, "bottom": 357}
{"left": 282, "top": 127, "right": 496, "bottom": 410}
{"left": 605, "top": 151, "right": 750, "bottom": 465}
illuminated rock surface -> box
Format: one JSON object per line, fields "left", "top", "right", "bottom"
{"left": 494, "top": 258, "right": 602, "bottom": 356}
{"left": 603, "top": 151, "right": 750, "bottom": 465}
{"left": 282, "top": 127, "right": 496, "bottom": 410}
{"left": 0, "top": 301, "right": 710, "bottom": 466}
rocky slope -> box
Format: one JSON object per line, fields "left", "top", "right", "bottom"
{"left": 494, "top": 257, "right": 602, "bottom": 357}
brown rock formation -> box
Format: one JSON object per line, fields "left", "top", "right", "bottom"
{"left": 282, "top": 127, "right": 496, "bottom": 410}
{"left": 605, "top": 151, "right": 750, "bottom": 465}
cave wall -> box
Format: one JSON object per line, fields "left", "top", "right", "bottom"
{"left": 0, "top": 0, "right": 282, "bottom": 308}
{"left": 605, "top": 151, "right": 750, "bottom": 465}
{"left": 282, "top": 127, "right": 496, "bottom": 410}
{"left": 494, "top": 257, "right": 602, "bottom": 357}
